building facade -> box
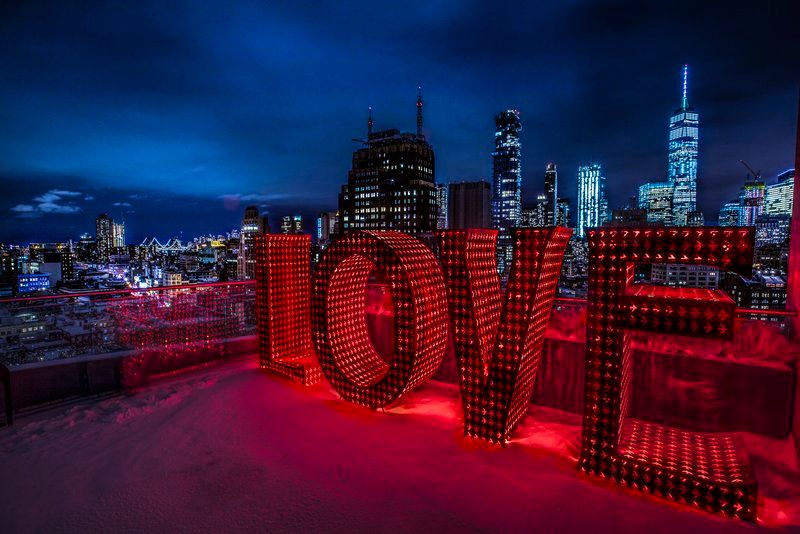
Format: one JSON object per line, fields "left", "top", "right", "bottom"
{"left": 435, "top": 183, "right": 449, "bottom": 230}
{"left": 764, "top": 169, "right": 794, "bottom": 216}
{"left": 448, "top": 180, "right": 492, "bottom": 230}
{"left": 281, "top": 215, "right": 303, "bottom": 234}
{"left": 651, "top": 263, "right": 719, "bottom": 289}
{"left": 718, "top": 201, "right": 740, "bottom": 226}
{"left": 556, "top": 198, "right": 571, "bottom": 227}
{"left": 316, "top": 211, "right": 339, "bottom": 247}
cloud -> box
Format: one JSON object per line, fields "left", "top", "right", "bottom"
{"left": 113, "top": 201, "right": 132, "bottom": 207}
{"left": 38, "top": 202, "right": 81, "bottom": 214}
{"left": 84, "top": 195, "right": 95, "bottom": 201}
{"left": 10, "top": 189, "right": 83, "bottom": 217}
{"left": 218, "top": 193, "right": 292, "bottom": 202}
{"left": 50, "top": 190, "right": 82, "bottom": 197}
{"left": 11, "top": 204, "right": 36, "bottom": 212}
{"left": 128, "top": 194, "right": 147, "bottom": 199}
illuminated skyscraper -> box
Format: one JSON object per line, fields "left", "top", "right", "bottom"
{"left": 668, "top": 65, "right": 699, "bottom": 226}
{"left": 576, "top": 163, "right": 608, "bottom": 238}
{"left": 738, "top": 176, "right": 766, "bottom": 226}
{"left": 95, "top": 213, "right": 113, "bottom": 263}
{"left": 764, "top": 169, "right": 795, "bottom": 216}
{"left": 339, "top": 93, "right": 436, "bottom": 236}
{"left": 492, "top": 109, "right": 522, "bottom": 275}
{"left": 237, "top": 205, "right": 267, "bottom": 280}
{"left": 112, "top": 220, "right": 125, "bottom": 248}
{"left": 543, "top": 163, "right": 557, "bottom": 226}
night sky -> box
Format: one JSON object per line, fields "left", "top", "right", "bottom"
{"left": 0, "top": 0, "right": 798, "bottom": 244}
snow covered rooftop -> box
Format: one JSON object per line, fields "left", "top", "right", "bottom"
{"left": 1, "top": 356, "right": 799, "bottom": 532}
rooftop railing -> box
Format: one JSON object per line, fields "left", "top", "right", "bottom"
{"left": 0, "top": 281, "right": 256, "bottom": 368}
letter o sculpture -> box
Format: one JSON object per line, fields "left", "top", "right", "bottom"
{"left": 312, "top": 230, "right": 448, "bottom": 409}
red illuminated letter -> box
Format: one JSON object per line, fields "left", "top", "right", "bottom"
{"left": 437, "top": 227, "right": 571, "bottom": 444}
{"left": 580, "top": 227, "right": 757, "bottom": 520}
{"left": 312, "top": 230, "right": 448, "bottom": 408}
{"left": 255, "top": 234, "right": 322, "bottom": 385}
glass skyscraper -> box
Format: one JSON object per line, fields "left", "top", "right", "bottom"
{"left": 576, "top": 163, "right": 608, "bottom": 238}
{"left": 764, "top": 169, "right": 795, "bottom": 216}
{"left": 668, "top": 65, "right": 699, "bottom": 226}
{"left": 492, "top": 109, "right": 522, "bottom": 275}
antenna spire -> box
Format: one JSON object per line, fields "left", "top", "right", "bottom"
{"left": 367, "top": 106, "right": 373, "bottom": 136}
{"left": 416, "top": 85, "right": 424, "bottom": 137}
{"left": 682, "top": 64, "right": 689, "bottom": 110}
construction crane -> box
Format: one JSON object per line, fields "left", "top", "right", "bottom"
{"left": 739, "top": 160, "right": 762, "bottom": 181}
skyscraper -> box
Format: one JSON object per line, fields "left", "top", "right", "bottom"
{"left": 492, "top": 109, "right": 522, "bottom": 275}
{"left": 281, "top": 214, "right": 303, "bottom": 234}
{"left": 112, "top": 220, "right": 125, "bottom": 248}
{"left": 718, "top": 201, "right": 741, "bottom": 226}
{"left": 668, "top": 65, "right": 699, "bottom": 226}
{"left": 95, "top": 213, "right": 113, "bottom": 263}
{"left": 339, "top": 93, "right": 436, "bottom": 236}
{"left": 764, "top": 169, "right": 795, "bottom": 216}
{"left": 576, "top": 163, "right": 608, "bottom": 238}
{"left": 738, "top": 176, "right": 766, "bottom": 226}
{"left": 435, "top": 183, "right": 449, "bottom": 229}
{"left": 556, "top": 198, "right": 571, "bottom": 227}
{"left": 237, "top": 206, "right": 267, "bottom": 280}
{"left": 638, "top": 182, "right": 673, "bottom": 225}
{"left": 316, "top": 211, "right": 338, "bottom": 247}
{"left": 448, "top": 180, "right": 492, "bottom": 229}
{"left": 543, "top": 163, "right": 558, "bottom": 226}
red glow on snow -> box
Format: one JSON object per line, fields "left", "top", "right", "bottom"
{"left": 437, "top": 227, "right": 571, "bottom": 444}
{"left": 312, "top": 230, "right": 449, "bottom": 408}
{"left": 580, "top": 226, "right": 758, "bottom": 520}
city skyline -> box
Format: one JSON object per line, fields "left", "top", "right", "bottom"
{"left": 0, "top": 1, "right": 798, "bottom": 243}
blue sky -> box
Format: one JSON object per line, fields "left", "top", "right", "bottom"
{"left": 0, "top": 0, "right": 798, "bottom": 243}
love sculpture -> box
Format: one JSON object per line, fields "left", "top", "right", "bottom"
{"left": 255, "top": 226, "right": 757, "bottom": 521}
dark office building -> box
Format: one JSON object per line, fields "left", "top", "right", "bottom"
{"left": 339, "top": 92, "right": 436, "bottom": 235}
{"left": 448, "top": 180, "right": 492, "bottom": 229}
